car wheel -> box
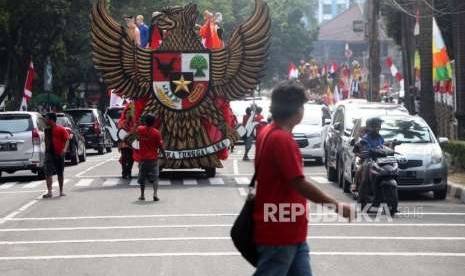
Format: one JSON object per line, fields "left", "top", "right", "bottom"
{"left": 337, "top": 159, "right": 344, "bottom": 188}
{"left": 79, "top": 146, "right": 86, "bottom": 162}
{"left": 71, "top": 145, "right": 79, "bottom": 165}
{"left": 0, "top": 170, "right": 2, "bottom": 179}
{"left": 98, "top": 146, "right": 104, "bottom": 155}
{"left": 205, "top": 167, "right": 216, "bottom": 178}
{"left": 106, "top": 146, "right": 112, "bottom": 153}
{"left": 434, "top": 187, "right": 447, "bottom": 200}
{"left": 315, "top": 157, "right": 323, "bottom": 166}
{"left": 326, "top": 151, "right": 337, "bottom": 182}
{"left": 37, "top": 169, "right": 45, "bottom": 180}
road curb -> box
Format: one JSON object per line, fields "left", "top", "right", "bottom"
{"left": 448, "top": 182, "right": 465, "bottom": 203}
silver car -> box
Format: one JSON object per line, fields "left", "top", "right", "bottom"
{"left": 293, "top": 102, "right": 331, "bottom": 164}
{"left": 0, "top": 112, "right": 46, "bottom": 179}
{"left": 342, "top": 114, "right": 448, "bottom": 199}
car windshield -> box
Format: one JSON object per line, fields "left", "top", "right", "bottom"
{"left": 0, "top": 114, "right": 33, "bottom": 133}
{"left": 67, "top": 110, "right": 94, "bottom": 124}
{"left": 301, "top": 105, "right": 323, "bottom": 126}
{"left": 380, "top": 118, "right": 432, "bottom": 143}
{"left": 107, "top": 108, "right": 123, "bottom": 123}
{"left": 346, "top": 106, "right": 406, "bottom": 131}
{"left": 56, "top": 117, "right": 68, "bottom": 127}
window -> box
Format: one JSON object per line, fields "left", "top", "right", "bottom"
{"left": 67, "top": 110, "right": 95, "bottom": 124}
{"left": 0, "top": 114, "right": 33, "bottom": 133}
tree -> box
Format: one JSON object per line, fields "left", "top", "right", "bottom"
{"left": 190, "top": 55, "right": 208, "bottom": 77}
{"left": 453, "top": 0, "right": 465, "bottom": 139}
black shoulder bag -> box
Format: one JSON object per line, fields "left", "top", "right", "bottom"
{"left": 230, "top": 128, "right": 275, "bottom": 267}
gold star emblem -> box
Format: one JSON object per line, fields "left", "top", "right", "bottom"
{"left": 172, "top": 75, "right": 192, "bottom": 94}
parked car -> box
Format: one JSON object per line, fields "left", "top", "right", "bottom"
{"left": 56, "top": 113, "right": 86, "bottom": 165}
{"left": 340, "top": 115, "right": 448, "bottom": 199}
{"left": 0, "top": 112, "right": 46, "bottom": 179}
{"left": 292, "top": 102, "right": 331, "bottom": 164}
{"left": 324, "top": 101, "right": 409, "bottom": 185}
{"left": 65, "top": 108, "right": 113, "bottom": 155}
{"left": 104, "top": 106, "right": 124, "bottom": 145}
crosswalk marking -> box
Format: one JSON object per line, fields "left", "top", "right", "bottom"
{"left": 234, "top": 177, "right": 250, "bottom": 185}
{"left": 158, "top": 180, "right": 171, "bottom": 186}
{"left": 209, "top": 178, "right": 225, "bottom": 185}
{"left": 23, "top": 181, "right": 44, "bottom": 189}
{"left": 183, "top": 179, "right": 198, "bottom": 185}
{"left": 52, "top": 179, "right": 70, "bottom": 187}
{"left": 310, "top": 176, "right": 332, "bottom": 184}
{"left": 129, "top": 179, "right": 139, "bottom": 186}
{"left": 103, "top": 178, "right": 119, "bottom": 187}
{"left": 75, "top": 179, "right": 94, "bottom": 187}
{"left": 0, "top": 182, "right": 17, "bottom": 190}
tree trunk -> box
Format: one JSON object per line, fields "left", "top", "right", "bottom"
{"left": 419, "top": 0, "right": 437, "bottom": 133}
{"left": 454, "top": 0, "right": 465, "bottom": 139}
{"left": 400, "top": 5, "right": 415, "bottom": 114}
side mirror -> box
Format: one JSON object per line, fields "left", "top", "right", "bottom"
{"left": 438, "top": 137, "right": 449, "bottom": 145}
{"left": 324, "top": 118, "right": 331, "bottom": 125}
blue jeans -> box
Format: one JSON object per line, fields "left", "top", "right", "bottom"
{"left": 253, "top": 242, "right": 313, "bottom": 276}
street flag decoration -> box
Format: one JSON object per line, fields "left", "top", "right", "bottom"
{"left": 288, "top": 62, "right": 299, "bottom": 79}
{"left": 386, "top": 57, "right": 405, "bottom": 97}
{"left": 432, "top": 18, "right": 454, "bottom": 106}
{"left": 20, "top": 59, "right": 35, "bottom": 111}
{"left": 91, "top": 0, "right": 271, "bottom": 170}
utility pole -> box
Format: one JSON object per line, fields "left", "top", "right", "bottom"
{"left": 454, "top": 0, "right": 465, "bottom": 139}
{"left": 400, "top": 0, "right": 415, "bottom": 113}
{"left": 367, "top": 0, "right": 381, "bottom": 102}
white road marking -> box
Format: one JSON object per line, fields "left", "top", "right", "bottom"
{"left": 75, "top": 179, "right": 94, "bottom": 187}
{"left": 310, "top": 176, "right": 332, "bottom": 184}
{"left": 235, "top": 177, "right": 250, "bottom": 185}
{"left": 0, "top": 195, "right": 41, "bottom": 225}
{"left": 0, "top": 190, "right": 49, "bottom": 195}
{"left": 7, "top": 213, "right": 238, "bottom": 221}
{"left": 0, "top": 252, "right": 464, "bottom": 261}
{"left": 183, "top": 179, "right": 198, "bottom": 185}
{"left": 233, "top": 160, "right": 239, "bottom": 175}
{"left": 52, "top": 179, "right": 70, "bottom": 188}
{"left": 0, "top": 182, "right": 17, "bottom": 190}
{"left": 3, "top": 223, "right": 465, "bottom": 232}
{"left": 76, "top": 159, "right": 113, "bottom": 178}
{"left": 102, "top": 178, "right": 119, "bottom": 187}
{"left": 238, "top": 188, "right": 248, "bottom": 197}
{"left": 209, "top": 178, "right": 225, "bottom": 185}
{"left": 2, "top": 236, "right": 465, "bottom": 245}
{"left": 23, "top": 181, "right": 44, "bottom": 189}
{"left": 158, "top": 180, "right": 171, "bottom": 186}
{"left": 129, "top": 179, "right": 139, "bottom": 186}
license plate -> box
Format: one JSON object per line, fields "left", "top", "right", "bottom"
{"left": 0, "top": 143, "right": 17, "bottom": 151}
{"left": 400, "top": 170, "right": 416, "bottom": 178}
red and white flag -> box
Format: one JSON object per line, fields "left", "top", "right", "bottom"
{"left": 329, "top": 62, "right": 338, "bottom": 74}
{"left": 20, "top": 59, "right": 35, "bottom": 111}
{"left": 321, "top": 64, "right": 328, "bottom": 77}
{"left": 288, "top": 62, "right": 299, "bottom": 79}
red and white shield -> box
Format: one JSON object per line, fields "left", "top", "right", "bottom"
{"left": 152, "top": 52, "right": 210, "bottom": 111}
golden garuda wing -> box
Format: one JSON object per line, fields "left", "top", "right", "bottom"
{"left": 90, "top": 0, "right": 152, "bottom": 98}
{"left": 211, "top": 0, "right": 271, "bottom": 100}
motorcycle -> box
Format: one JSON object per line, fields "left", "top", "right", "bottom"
{"left": 357, "top": 142, "right": 406, "bottom": 215}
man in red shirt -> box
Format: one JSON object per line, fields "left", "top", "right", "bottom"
{"left": 43, "top": 112, "right": 70, "bottom": 198}
{"left": 136, "top": 114, "right": 165, "bottom": 201}
{"left": 253, "top": 81, "right": 353, "bottom": 275}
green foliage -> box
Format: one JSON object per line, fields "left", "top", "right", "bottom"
{"left": 442, "top": 140, "right": 465, "bottom": 169}
{"left": 190, "top": 55, "right": 208, "bottom": 77}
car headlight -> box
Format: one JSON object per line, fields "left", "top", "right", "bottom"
{"left": 312, "top": 143, "right": 321, "bottom": 149}
{"left": 431, "top": 148, "right": 443, "bottom": 164}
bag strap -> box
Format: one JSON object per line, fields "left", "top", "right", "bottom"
{"left": 249, "top": 127, "right": 277, "bottom": 188}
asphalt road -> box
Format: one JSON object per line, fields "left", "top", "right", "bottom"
{"left": 0, "top": 146, "right": 464, "bottom": 276}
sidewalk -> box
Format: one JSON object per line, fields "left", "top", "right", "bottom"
{"left": 448, "top": 171, "right": 465, "bottom": 203}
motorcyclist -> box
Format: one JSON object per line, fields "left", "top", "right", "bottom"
{"left": 352, "top": 117, "right": 385, "bottom": 198}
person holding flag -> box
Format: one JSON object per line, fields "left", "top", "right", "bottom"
{"left": 20, "top": 58, "right": 35, "bottom": 111}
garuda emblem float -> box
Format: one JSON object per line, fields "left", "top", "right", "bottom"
{"left": 91, "top": 0, "right": 271, "bottom": 174}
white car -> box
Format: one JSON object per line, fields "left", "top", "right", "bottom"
{"left": 293, "top": 103, "right": 331, "bottom": 164}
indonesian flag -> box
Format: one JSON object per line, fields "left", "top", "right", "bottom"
{"left": 288, "top": 62, "right": 299, "bottom": 79}
{"left": 108, "top": 89, "right": 125, "bottom": 107}
{"left": 321, "top": 64, "right": 328, "bottom": 77}
{"left": 329, "top": 62, "right": 338, "bottom": 74}
{"left": 20, "top": 59, "right": 35, "bottom": 111}
{"left": 414, "top": 9, "right": 420, "bottom": 36}
{"left": 386, "top": 57, "right": 403, "bottom": 82}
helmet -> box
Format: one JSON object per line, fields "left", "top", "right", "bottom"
{"left": 366, "top": 117, "right": 383, "bottom": 132}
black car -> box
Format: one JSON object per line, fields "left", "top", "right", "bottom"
{"left": 56, "top": 113, "right": 86, "bottom": 165}
{"left": 324, "top": 100, "right": 409, "bottom": 191}
{"left": 65, "top": 108, "right": 113, "bottom": 155}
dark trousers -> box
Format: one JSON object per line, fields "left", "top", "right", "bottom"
{"left": 121, "top": 147, "right": 134, "bottom": 177}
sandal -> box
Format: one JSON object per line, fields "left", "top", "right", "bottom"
{"left": 153, "top": 196, "right": 160, "bottom": 202}
{"left": 138, "top": 196, "right": 145, "bottom": 201}
{"left": 42, "top": 194, "right": 52, "bottom": 199}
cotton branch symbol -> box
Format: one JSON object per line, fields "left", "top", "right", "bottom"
{"left": 190, "top": 55, "right": 208, "bottom": 77}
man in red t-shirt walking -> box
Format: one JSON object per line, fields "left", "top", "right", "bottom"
{"left": 136, "top": 114, "right": 165, "bottom": 201}
{"left": 43, "top": 112, "right": 70, "bottom": 198}
{"left": 252, "top": 81, "right": 354, "bottom": 275}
